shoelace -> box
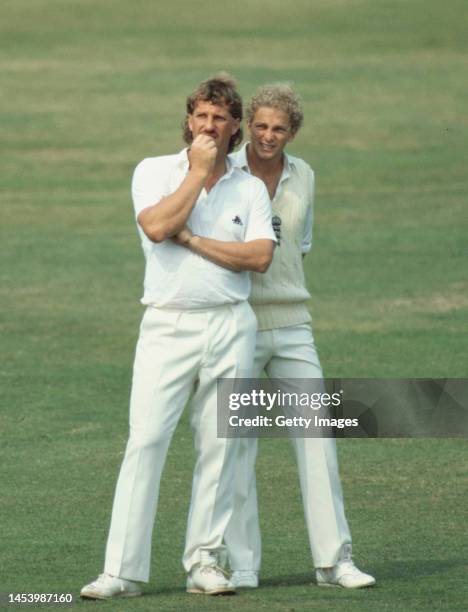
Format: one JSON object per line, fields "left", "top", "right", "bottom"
{"left": 95, "top": 574, "right": 108, "bottom": 585}
{"left": 338, "top": 560, "right": 359, "bottom": 575}
{"left": 200, "top": 564, "right": 230, "bottom": 579}
{"left": 94, "top": 573, "right": 124, "bottom": 588}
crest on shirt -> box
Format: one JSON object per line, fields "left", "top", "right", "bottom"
{"left": 232, "top": 215, "right": 243, "bottom": 225}
{"left": 272, "top": 215, "right": 282, "bottom": 245}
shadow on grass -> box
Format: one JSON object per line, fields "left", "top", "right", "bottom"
{"left": 233, "top": 557, "right": 464, "bottom": 590}
{"left": 92, "top": 558, "right": 464, "bottom": 603}
{"left": 142, "top": 575, "right": 313, "bottom": 597}
{"left": 143, "top": 585, "right": 236, "bottom": 598}
{"left": 259, "top": 572, "right": 314, "bottom": 588}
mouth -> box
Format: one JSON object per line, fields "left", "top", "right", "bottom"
{"left": 259, "top": 143, "right": 276, "bottom": 153}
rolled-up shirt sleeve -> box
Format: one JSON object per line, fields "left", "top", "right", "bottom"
{"left": 131, "top": 158, "right": 168, "bottom": 219}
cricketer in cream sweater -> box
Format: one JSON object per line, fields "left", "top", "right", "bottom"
{"left": 224, "top": 84, "right": 376, "bottom": 590}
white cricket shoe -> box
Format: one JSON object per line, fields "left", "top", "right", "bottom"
{"left": 316, "top": 559, "right": 376, "bottom": 589}
{"left": 187, "top": 550, "right": 236, "bottom": 595}
{"left": 80, "top": 573, "right": 142, "bottom": 600}
{"left": 231, "top": 570, "right": 259, "bottom": 588}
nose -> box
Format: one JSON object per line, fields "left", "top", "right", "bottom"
{"left": 204, "top": 115, "right": 215, "bottom": 132}
{"left": 264, "top": 129, "right": 274, "bottom": 142}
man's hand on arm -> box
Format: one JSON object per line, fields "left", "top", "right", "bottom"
{"left": 171, "top": 226, "right": 194, "bottom": 247}
{"left": 172, "top": 228, "right": 274, "bottom": 273}
{"left": 137, "top": 136, "right": 216, "bottom": 243}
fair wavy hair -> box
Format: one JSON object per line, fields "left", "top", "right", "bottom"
{"left": 182, "top": 73, "right": 243, "bottom": 153}
{"left": 246, "top": 83, "right": 304, "bottom": 135}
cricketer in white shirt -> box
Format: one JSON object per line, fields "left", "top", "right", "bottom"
{"left": 101, "top": 148, "right": 275, "bottom": 587}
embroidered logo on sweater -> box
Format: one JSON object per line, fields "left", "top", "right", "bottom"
{"left": 232, "top": 215, "right": 243, "bottom": 225}
{"left": 272, "top": 215, "right": 282, "bottom": 246}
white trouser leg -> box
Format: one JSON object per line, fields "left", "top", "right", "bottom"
{"left": 104, "top": 307, "right": 203, "bottom": 581}
{"left": 225, "top": 331, "right": 272, "bottom": 571}
{"left": 182, "top": 302, "right": 257, "bottom": 571}
{"left": 290, "top": 436, "right": 351, "bottom": 567}
{"left": 267, "top": 324, "right": 351, "bottom": 567}
{"left": 226, "top": 323, "right": 352, "bottom": 570}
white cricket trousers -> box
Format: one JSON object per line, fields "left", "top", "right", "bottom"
{"left": 224, "top": 323, "right": 352, "bottom": 570}
{"left": 104, "top": 301, "right": 257, "bottom": 582}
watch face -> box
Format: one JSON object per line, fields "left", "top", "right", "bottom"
{"left": 272, "top": 215, "right": 282, "bottom": 245}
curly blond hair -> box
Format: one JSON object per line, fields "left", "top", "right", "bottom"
{"left": 246, "top": 83, "right": 304, "bottom": 135}
{"left": 182, "top": 72, "right": 243, "bottom": 153}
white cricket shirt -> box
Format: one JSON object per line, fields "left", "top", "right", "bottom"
{"left": 132, "top": 149, "right": 276, "bottom": 309}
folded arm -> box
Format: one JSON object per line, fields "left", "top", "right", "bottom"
{"left": 173, "top": 228, "right": 274, "bottom": 273}
{"left": 137, "top": 135, "right": 216, "bottom": 243}
{"left": 137, "top": 171, "right": 206, "bottom": 243}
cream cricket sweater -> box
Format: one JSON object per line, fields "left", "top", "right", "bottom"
{"left": 231, "top": 145, "right": 315, "bottom": 331}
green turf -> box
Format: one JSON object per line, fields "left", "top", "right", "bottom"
{"left": 1, "top": 1, "right": 467, "bottom": 610}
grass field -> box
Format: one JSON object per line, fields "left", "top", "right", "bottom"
{"left": 1, "top": 1, "right": 467, "bottom": 610}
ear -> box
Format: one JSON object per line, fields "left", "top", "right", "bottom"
{"left": 288, "top": 131, "right": 296, "bottom": 143}
{"left": 187, "top": 114, "right": 194, "bottom": 135}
